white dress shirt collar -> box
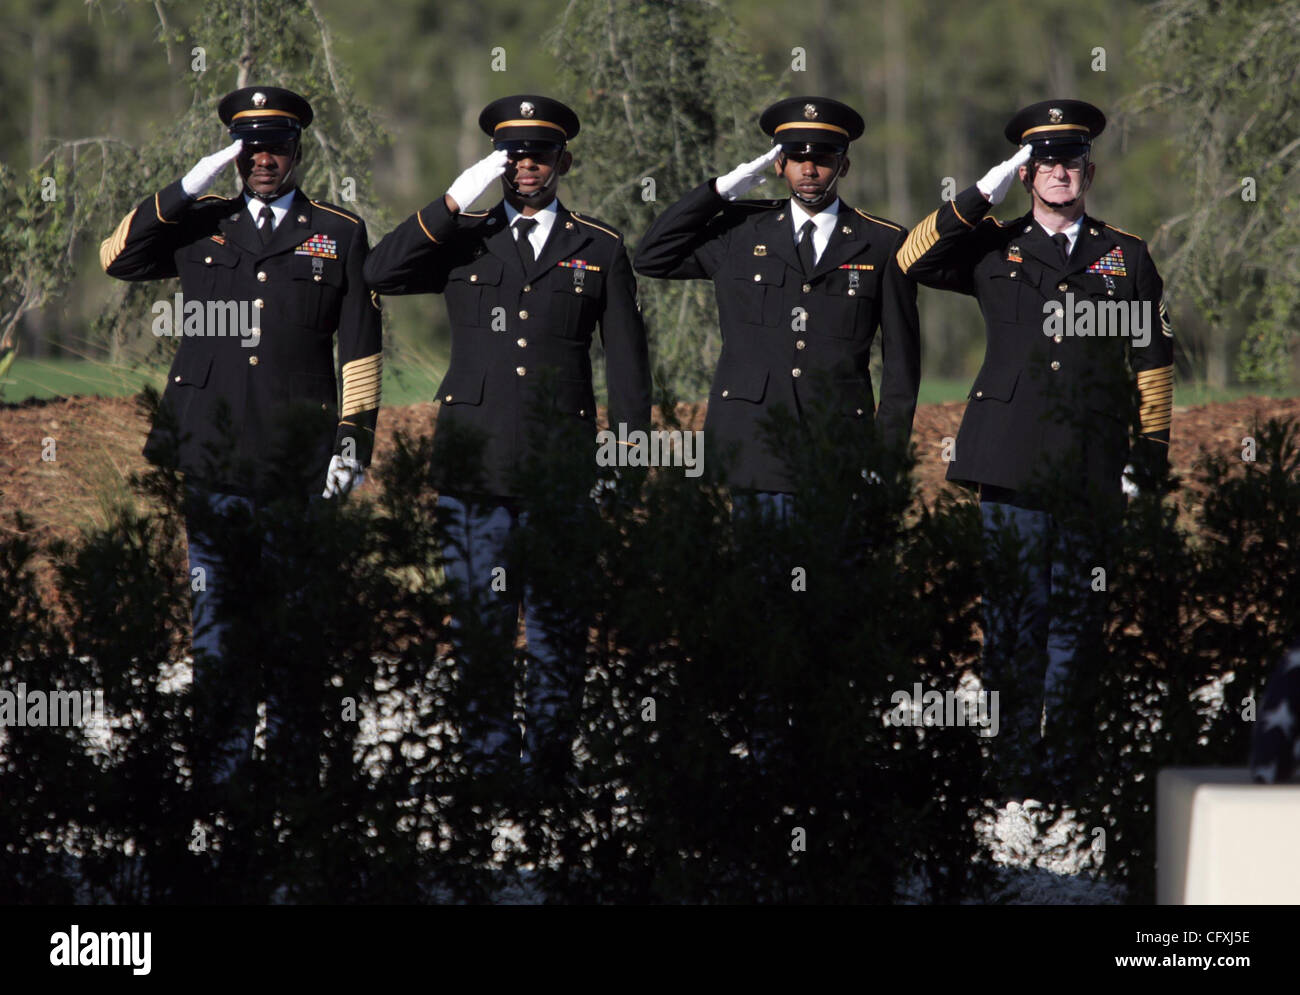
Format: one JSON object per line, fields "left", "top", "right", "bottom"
{"left": 244, "top": 189, "right": 297, "bottom": 232}
{"left": 789, "top": 197, "right": 841, "bottom": 264}
{"left": 1039, "top": 216, "right": 1082, "bottom": 255}
{"left": 504, "top": 200, "right": 559, "bottom": 257}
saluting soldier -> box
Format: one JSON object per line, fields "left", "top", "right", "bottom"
{"left": 634, "top": 96, "right": 921, "bottom": 514}
{"left": 100, "top": 86, "right": 382, "bottom": 773}
{"left": 363, "top": 95, "right": 652, "bottom": 773}
{"left": 895, "top": 100, "right": 1174, "bottom": 788}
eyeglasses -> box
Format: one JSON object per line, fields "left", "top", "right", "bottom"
{"left": 1031, "top": 155, "right": 1087, "bottom": 173}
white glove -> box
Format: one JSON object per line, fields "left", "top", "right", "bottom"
{"left": 715, "top": 147, "right": 783, "bottom": 200}
{"left": 181, "top": 140, "right": 243, "bottom": 198}
{"left": 1121, "top": 463, "right": 1139, "bottom": 499}
{"left": 976, "top": 144, "right": 1033, "bottom": 205}
{"left": 322, "top": 455, "right": 365, "bottom": 499}
{"left": 445, "top": 149, "right": 509, "bottom": 212}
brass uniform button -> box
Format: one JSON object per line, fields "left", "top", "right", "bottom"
{"left": 848, "top": 289, "right": 856, "bottom": 296}
{"left": 1050, "top": 360, "right": 1061, "bottom": 371}
{"left": 721, "top": 389, "right": 730, "bottom": 398}
{"left": 1054, "top": 334, "right": 1063, "bottom": 344}
{"left": 516, "top": 338, "right": 527, "bottom": 348}
{"left": 753, "top": 274, "right": 762, "bottom": 282}
{"left": 516, "top": 366, "right": 526, "bottom": 376}
{"left": 204, "top": 256, "right": 213, "bottom": 264}
{"left": 975, "top": 390, "right": 983, "bottom": 398}
{"left": 855, "top": 407, "right": 864, "bottom": 416}
{"left": 792, "top": 368, "right": 802, "bottom": 378}
{"left": 796, "top": 340, "right": 806, "bottom": 350}
{"left": 523, "top": 284, "right": 531, "bottom": 292}
{"left": 519, "top": 310, "right": 529, "bottom": 319}
{"left": 802, "top": 283, "right": 811, "bottom": 293}
{"left": 1058, "top": 282, "right": 1068, "bottom": 292}
{"left": 470, "top": 274, "right": 478, "bottom": 283}
{"left": 253, "top": 298, "right": 264, "bottom": 309}
{"left": 257, "top": 271, "right": 268, "bottom": 282}
{"left": 444, "top": 394, "right": 453, "bottom": 402}
{"left": 249, "top": 356, "right": 259, "bottom": 366}
{"left": 174, "top": 375, "right": 182, "bottom": 383}
{"left": 1009, "top": 270, "right": 1017, "bottom": 278}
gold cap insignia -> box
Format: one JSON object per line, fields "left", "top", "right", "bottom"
{"left": 252, "top": 92, "right": 267, "bottom": 108}
{"left": 804, "top": 103, "right": 818, "bottom": 120}
{"left": 520, "top": 101, "right": 535, "bottom": 118}
{"left": 1048, "top": 107, "right": 1063, "bottom": 124}
{"left": 753, "top": 244, "right": 767, "bottom": 256}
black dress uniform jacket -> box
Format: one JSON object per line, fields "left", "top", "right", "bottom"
{"left": 363, "top": 196, "right": 652, "bottom": 498}
{"left": 101, "top": 180, "right": 383, "bottom": 496}
{"left": 634, "top": 181, "right": 921, "bottom": 493}
{"left": 897, "top": 184, "right": 1173, "bottom": 501}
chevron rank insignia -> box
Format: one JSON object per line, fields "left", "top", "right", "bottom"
{"left": 1087, "top": 245, "right": 1126, "bottom": 277}
{"left": 295, "top": 234, "right": 338, "bottom": 259}
{"left": 557, "top": 259, "right": 601, "bottom": 271}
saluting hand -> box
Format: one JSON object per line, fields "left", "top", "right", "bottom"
{"left": 715, "top": 146, "right": 783, "bottom": 201}
{"left": 976, "top": 144, "right": 1033, "bottom": 205}
{"left": 445, "top": 149, "right": 509, "bottom": 213}
{"left": 181, "top": 140, "right": 244, "bottom": 198}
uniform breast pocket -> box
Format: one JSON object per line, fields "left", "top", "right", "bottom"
{"left": 447, "top": 255, "right": 504, "bottom": 328}
{"left": 820, "top": 268, "right": 875, "bottom": 337}
{"left": 984, "top": 267, "right": 1040, "bottom": 323}
{"left": 289, "top": 254, "right": 345, "bottom": 329}
{"left": 730, "top": 260, "right": 786, "bottom": 327}
{"left": 184, "top": 242, "right": 239, "bottom": 299}
{"left": 550, "top": 268, "right": 604, "bottom": 337}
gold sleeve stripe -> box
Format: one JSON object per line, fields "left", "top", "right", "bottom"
{"left": 155, "top": 192, "right": 178, "bottom": 224}
{"left": 896, "top": 210, "right": 939, "bottom": 273}
{"left": 416, "top": 208, "right": 440, "bottom": 243}
{"left": 338, "top": 419, "right": 376, "bottom": 434}
{"left": 341, "top": 353, "right": 383, "bottom": 416}
{"left": 99, "top": 208, "right": 138, "bottom": 271}
{"left": 1138, "top": 364, "right": 1173, "bottom": 434}
{"left": 950, "top": 199, "right": 975, "bottom": 229}
{"left": 1136, "top": 365, "right": 1174, "bottom": 389}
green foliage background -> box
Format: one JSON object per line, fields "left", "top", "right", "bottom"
{"left": 2, "top": 0, "right": 1297, "bottom": 397}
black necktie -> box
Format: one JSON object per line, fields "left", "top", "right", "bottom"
{"left": 1051, "top": 232, "right": 1070, "bottom": 267}
{"left": 797, "top": 219, "right": 817, "bottom": 275}
{"left": 257, "top": 205, "right": 274, "bottom": 246}
{"left": 514, "top": 217, "right": 538, "bottom": 267}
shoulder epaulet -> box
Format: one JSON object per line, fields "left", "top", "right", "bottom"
{"left": 1104, "top": 222, "right": 1144, "bottom": 241}
{"left": 196, "top": 194, "right": 226, "bottom": 202}
{"left": 851, "top": 208, "right": 904, "bottom": 233}
{"left": 571, "top": 212, "right": 622, "bottom": 239}
{"left": 311, "top": 200, "right": 361, "bottom": 224}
